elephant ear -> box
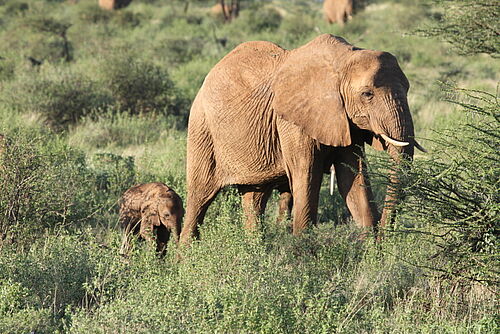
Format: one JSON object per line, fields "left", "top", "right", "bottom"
{"left": 271, "top": 34, "right": 352, "bottom": 147}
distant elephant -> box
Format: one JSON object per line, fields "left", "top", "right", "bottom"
{"left": 99, "top": 0, "right": 132, "bottom": 11}
{"left": 210, "top": 3, "right": 231, "bottom": 16}
{"left": 210, "top": 1, "right": 240, "bottom": 21}
{"left": 323, "top": 0, "right": 354, "bottom": 25}
{"left": 119, "top": 182, "right": 184, "bottom": 256}
{"left": 180, "top": 34, "right": 425, "bottom": 244}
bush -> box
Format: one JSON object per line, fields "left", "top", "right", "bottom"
{"left": 398, "top": 87, "right": 499, "bottom": 285}
{"left": 68, "top": 111, "right": 175, "bottom": 149}
{"left": 112, "top": 10, "right": 143, "bottom": 28}
{"left": 3, "top": 70, "right": 109, "bottom": 131}
{"left": 0, "top": 306, "right": 52, "bottom": 334}
{"left": 29, "top": 34, "right": 74, "bottom": 64}
{"left": 88, "top": 152, "right": 136, "bottom": 198}
{"left": 0, "top": 279, "right": 31, "bottom": 317}
{"left": 0, "top": 231, "right": 129, "bottom": 333}
{"left": 78, "top": 2, "right": 112, "bottom": 24}
{"left": 401, "top": 0, "right": 499, "bottom": 286}
{"left": 0, "top": 1, "right": 29, "bottom": 17}
{"left": 0, "top": 235, "right": 92, "bottom": 315}
{"left": 25, "top": 16, "right": 73, "bottom": 62}
{"left": 238, "top": 5, "right": 283, "bottom": 32}
{"left": 422, "top": 0, "right": 500, "bottom": 57}
{"left": 171, "top": 58, "right": 214, "bottom": 102}
{"left": 99, "top": 53, "right": 190, "bottom": 121}
{"left": 280, "top": 13, "right": 316, "bottom": 40}
{"left": 155, "top": 37, "right": 206, "bottom": 65}
{"left": 0, "top": 130, "right": 96, "bottom": 241}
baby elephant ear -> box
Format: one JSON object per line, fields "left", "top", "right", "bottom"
{"left": 271, "top": 35, "right": 352, "bottom": 147}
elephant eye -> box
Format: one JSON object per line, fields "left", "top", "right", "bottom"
{"left": 361, "top": 91, "right": 374, "bottom": 98}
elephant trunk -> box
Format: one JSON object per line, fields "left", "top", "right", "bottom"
{"left": 172, "top": 227, "right": 180, "bottom": 244}
{"left": 170, "top": 219, "right": 182, "bottom": 245}
{"left": 378, "top": 100, "right": 415, "bottom": 230}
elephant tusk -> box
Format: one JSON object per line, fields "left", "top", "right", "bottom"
{"left": 414, "top": 140, "right": 428, "bottom": 153}
{"left": 330, "top": 164, "right": 336, "bottom": 196}
{"left": 380, "top": 134, "right": 409, "bottom": 147}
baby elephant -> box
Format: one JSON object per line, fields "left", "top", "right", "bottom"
{"left": 119, "top": 182, "right": 183, "bottom": 256}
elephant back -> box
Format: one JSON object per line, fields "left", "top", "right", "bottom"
{"left": 204, "top": 41, "right": 287, "bottom": 100}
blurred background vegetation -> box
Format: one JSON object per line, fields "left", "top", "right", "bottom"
{"left": 0, "top": 0, "right": 498, "bottom": 333}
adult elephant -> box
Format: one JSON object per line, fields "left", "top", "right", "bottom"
{"left": 99, "top": 0, "right": 132, "bottom": 11}
{"left": 180, "top": 34, "right": 425, "bottom": 243}
{"left": 323, "top": 0, "right": 354, "bottom": 25}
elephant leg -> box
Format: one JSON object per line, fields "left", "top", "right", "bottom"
{"left": 334, "top": 145, "right": 379, "bottom": 229}
{"left": 238, "top": 185, "right": 273, "bottom": 231}
{"left": 181, "top": 116, "right": 221, "bottom": 245}
{"left": 155, "top": 224, "right": 170, "bottom": 257}
{"left": 278, "top": 123, "right": 323, "bottom": 235}
{"left": 288, "top": 163, "right": 323, "bottom": 235}
{"left": 180, "top": 184, "right": 220, "bottom": 244}
{"left": 276, "top": 187, "right": 293, "bottom": 224}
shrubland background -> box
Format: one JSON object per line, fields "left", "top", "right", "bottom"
{"left": 0, "top": 0, "right": 498, "bottom": 333}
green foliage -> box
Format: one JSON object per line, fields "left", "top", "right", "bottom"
{"left": 422, "top": 0, "right": 500, "bottom": 57}
{"left": 3, "top": 70, "right": 109, "bottom": 131}
{"left": 0, "top": 55, "right": 16, "bottom": 82}
{"left": 0, "top": 279, "right": 30, "bottom": 316}
{"left": 69, "top": 111, "right": 177, "bottom": 149}
{"left": 0, "top": 231, "right": 128, "bottom": 333}
{"left": 26, "top": 16, "right": 71, "bottom": 36}
{"left": 171, "top": 57, "right": 215, "bottom": 102}
{"left": 68, "top": 216, "right": 496, "bottom": 333}
{"left": 89, "top": 152, "right": 136, "bottom": 198}
{"left": 0, "top": 307, "right": 52, "bottom": 334}
{"left": 77, "top": 2, "right": 112, "bottom": 24}
{"left": 398, "top": 87, "right": 499, "bottom": 285}
{"left": 156, "top": 37, "right": 206, "bottom": 65}
{"left": 0, "top": 130, "right": 95, "bottom": 241}
{"left": 26, "top": 15, "right": 73, "bottom": 62}
{"left": 117, "top": 11, "right": 143, "bottom": 27}
{"left": 239, "top": 4, "right": 283, "bottom": 32}
{"left": 99, "top": 53, "right": 189, "bottom": 121}
{"left": 29, "top": 34, "right": 73, "bottom": 63}
{"left": 0, "top": 235, "right": 92, "bottom": 315}
{"left": 279, "top": 13, "right": 316, "bottom": 40}
{"left": 0, "top": 1, "right": 29, "bottom": 16}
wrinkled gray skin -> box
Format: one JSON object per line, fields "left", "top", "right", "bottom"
{"left": 119, "top": 182, "right": 184, "bottom": 256}
{"left": 181, "top": 34, "right": 422, "bottom": 244}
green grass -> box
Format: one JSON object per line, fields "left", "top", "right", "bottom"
{"left": 0, "top": 0, "right": 497, "bottom": 333}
